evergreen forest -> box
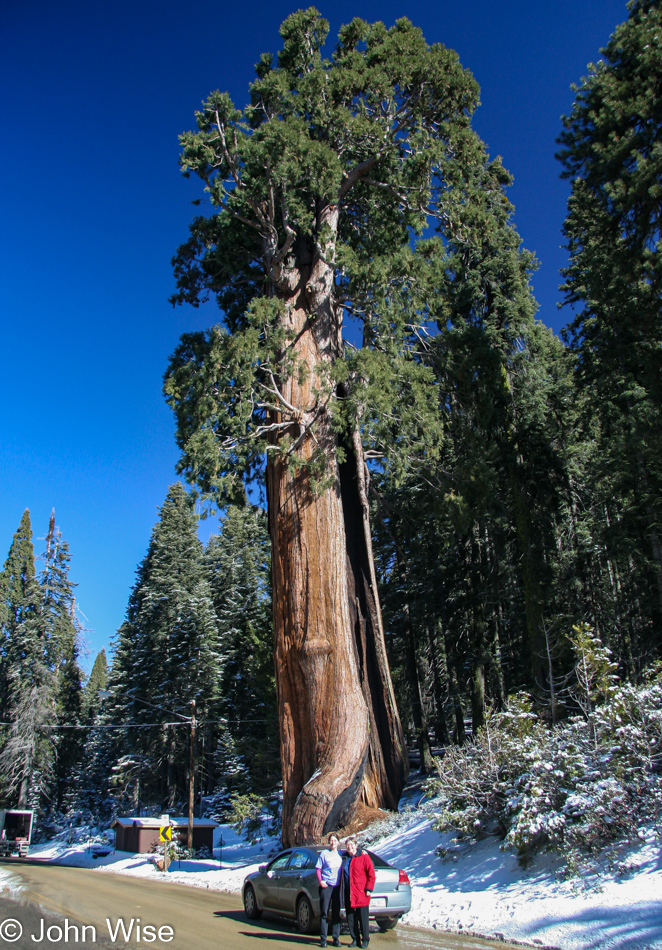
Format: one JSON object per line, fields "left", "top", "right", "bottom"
{"left": 1, "top": 1, "right": 661, "bottom": 846}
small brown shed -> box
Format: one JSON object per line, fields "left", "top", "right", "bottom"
{"left": 112, "top": 817, "right": 217, "bottom": 854}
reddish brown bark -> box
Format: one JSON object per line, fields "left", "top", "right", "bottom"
{"left": 267, "top": 229, "right": 407, "bottom": 847}
{"left": 338, "top": 431, "right": 409, "bottom": 809}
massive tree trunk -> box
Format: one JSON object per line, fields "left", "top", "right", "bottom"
{"left": 267, "top": 227, "right": 407, "bottom": 847}
{"left": 338, "top": 433, "right": 410, "bottom": 807}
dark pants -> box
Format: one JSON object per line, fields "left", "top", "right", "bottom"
{"left": 319, "top": 884, "right": 341, "bottom": 944}
{"left": 347, "top": 904, "right": 369, "bottom": 946}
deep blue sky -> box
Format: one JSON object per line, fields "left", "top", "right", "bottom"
{"left": 1, "top": 0, "right": 627, "bottom": 671}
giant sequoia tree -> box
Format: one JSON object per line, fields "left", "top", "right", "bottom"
{"left": 165, "top": 8, "right": 529, "bottom": 844}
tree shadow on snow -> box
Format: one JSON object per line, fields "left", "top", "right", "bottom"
{"left": 519, "top": 902, "right": 662, "bottom": 949}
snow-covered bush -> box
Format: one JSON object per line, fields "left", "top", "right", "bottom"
{"left": 430, "top": 694, "right": 563, "bottom": 847}
{"left": 360, "top": 804, "right": 428, "bottom": 846}
{"left": 429, "top": 665, "right": 662, "bottom": 870}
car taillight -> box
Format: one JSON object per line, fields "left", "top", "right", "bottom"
{"left": 398, "top": 869, "right": 409, "bottom": 885}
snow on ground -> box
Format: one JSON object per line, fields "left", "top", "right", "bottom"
{"left": 94, "top": 824, "right": 274, "bottom": 894}
{"left": 16, "top": 824, "right": 275, "bottom": 895}
{"left": 372, "top": 814, "right": 662, "bottom": 950}
{"left": 1, "top": 813, "right": 661, "bottom": 949}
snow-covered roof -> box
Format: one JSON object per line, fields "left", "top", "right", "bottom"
{"left": 113, "top": 817, "right": 218, "bottom": 828}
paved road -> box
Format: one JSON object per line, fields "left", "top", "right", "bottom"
{"left": 0, "top": 861, "right": 517, "bottom": 950}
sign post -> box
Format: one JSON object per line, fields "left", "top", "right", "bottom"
{"left": 159, "top": 816, "right": 172, "bottom": 872}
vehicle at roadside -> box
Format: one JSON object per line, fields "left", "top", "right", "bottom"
{"left": 242, "top": 846, "right": 411, "bottom": 934}
{"left": 0, "top": 810, "right": 33, "bottom": 858}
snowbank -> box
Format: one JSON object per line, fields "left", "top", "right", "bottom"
{"left": 373, "top": 816, "right": 662, "bottom": 950}
{"left": 91, "top": 824, "right": 270, "bottom": 895}
{"left": 1, "top": 824, "right": 273, "bottom": 896}
{"left": 1, "top": 816, "right": 661, "bottom": 949}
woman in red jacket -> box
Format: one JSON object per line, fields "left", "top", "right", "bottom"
{"left": 342, "top": 837, "right": 375, "bottom": 948}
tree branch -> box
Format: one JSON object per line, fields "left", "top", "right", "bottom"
{"left": 215, "top": 111, "right": 243, "bottom": 189}
{"left": 272, "top": 194, "right": 298, "bottom": 266}
{"left": 259, "top": 370, "right": 302, "bottom": 419}
{"left": 338, "top": 156, "right": 379, "bottom": 200}
{"left": 362, "top": 178, "right": 410, "bottom": 205}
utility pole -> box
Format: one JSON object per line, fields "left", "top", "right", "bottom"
{"left": 188, "top": 699, "right": 196, "bottom": 855}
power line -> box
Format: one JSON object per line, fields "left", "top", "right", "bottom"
{"left": 32, "top": 717, "right": 273, "bottom": 731}
{"left": 35, "top": 721, "right": 190, "bottom": 730}
{"left": 99, "top": 691, "right": 190, "bottom": 721}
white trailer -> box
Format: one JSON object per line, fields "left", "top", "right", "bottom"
{"left": 0, "top": 809, "right": 34, "bottom": 857}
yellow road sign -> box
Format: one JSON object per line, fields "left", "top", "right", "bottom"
{"left": 159, "top": 825, "right": 172, "bottom": 842}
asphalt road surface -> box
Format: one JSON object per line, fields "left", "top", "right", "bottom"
{"left": 0, "top": 861, "right": 520, "bottom": 950}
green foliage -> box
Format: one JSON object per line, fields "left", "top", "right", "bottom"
{"left": 373, "top": 0, "right": 662, "bottom": 733}
{"left": 0, "top": 510, "right": 88, "bottom": 812}
{"left": 0, "top": 510, "right": 41, "bottom": 700}
{"left": 81, "top": 491, "right": 279, "bottom": 818}
{"left": 367, "top": 2, "right": 662, "bottom": 765}
{"left": 373, "top": 317, "right": 576, "bottom": 745}
{"left": 82, "top": 648, "right": 108, "bottom": 722}
{"left": 0, "top": 510, "right": 56, "bottom": 808}
{"left": 40, "top": 511, "right": 85, "bottom": 806}
{"left": 568, "top": 623, "right": 618, "bottom": 720}
{"left": 558, "top": 0, "right": 662, "bottom": 651}
{"left": 227, "top": 791, "right": 269, "bottom": 844}
{"left": 105, "top": 484, "right": 221, "bottom": 809}
{"left": 205, "top": 505, "right": 278, "bottom": 796}
{"left": 165, "top": 8, "right": 532, "bottom": 502}
{"left": 429, "top": 660, "right": 662, "bottom": 873}
{"left": 164, "top": 300, "right": 289, "bottom": 504}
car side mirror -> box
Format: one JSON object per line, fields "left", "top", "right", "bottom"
{"left": 259, "top": 865, "right": 267, "bottom": 873}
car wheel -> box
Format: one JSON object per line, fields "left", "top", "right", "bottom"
{"left": 377, "top": 916, "right": 399, "bottom": 932}
{"left": 296, "top": 894, "right": 316, "bottom": 934}
{"left": 243, "top": 884, "right": 261, "bottom": 920}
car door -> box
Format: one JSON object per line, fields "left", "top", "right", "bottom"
{"left": 278, "top": 849, "right": 315, "bottom": 915}
{"left": 260, "top": 851, "right": 292, "bottom": 909}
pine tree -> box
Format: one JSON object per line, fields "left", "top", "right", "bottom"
{"left": 52, "top": 647, "right": 83, "bottom": 809}
{"left": 68, "top": 660, "right": 115, "bottom": 821}
{"left": 0, "top": 511, "right": 55, "bottom": 807}
{"left": 82, "top": 648, "right": 108, "bottom": 722}
{"left": 0, "top": 511, "right": 40, "bottom": 707}
{"left": 39, "top": 511, "right": 84, "bottom": 807}
{"left": 558, "top": 0, "right": 662, "bottom": 652}
{"left": 106, "top": 484, "right": 220, "bottom": 810}
{"left": 371, "top": 313, "right": 588, "bottom": 741}
{"left": 205, "top": 506, "right": 278, "bottom": 797}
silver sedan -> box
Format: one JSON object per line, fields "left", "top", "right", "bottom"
{"left": 242, "top": 846, "right": 412, "bottom": 934}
